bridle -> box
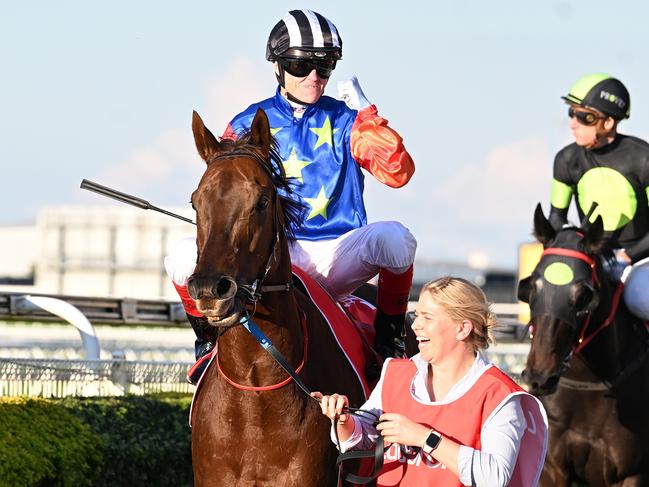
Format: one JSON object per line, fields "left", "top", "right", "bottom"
{"left": 201, "top": 150, "right": 293, "bottom": 305}
{"left": 540, "top": 247, "right": 622, "bottom": 354}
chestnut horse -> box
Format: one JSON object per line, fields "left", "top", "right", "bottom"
{"left": 188, "top": 109, "right": 366, "bottom": 486}
{"left": 518, "top": 204, "right": 649, "bottom": 486}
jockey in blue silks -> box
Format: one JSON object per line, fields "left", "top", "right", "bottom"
{"left": 165, "top": 9, "right": 417, "bottom": 384}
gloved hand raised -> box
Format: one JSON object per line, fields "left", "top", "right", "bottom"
{"left": 337, "top": 76, "right": 372, "bottom": 110}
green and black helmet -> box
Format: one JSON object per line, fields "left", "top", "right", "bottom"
{"left": 562, "top": 73, "right": 630, "bottom": 120}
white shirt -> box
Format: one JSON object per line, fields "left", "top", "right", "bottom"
{"left": 332, "top": 352, "right": 527, "bottom": 486}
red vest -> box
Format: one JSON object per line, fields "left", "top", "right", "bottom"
{"left": 379, "top": 359, "right": 547, "bottom": 487}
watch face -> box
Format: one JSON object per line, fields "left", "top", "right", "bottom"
{"left": 426, "top": 431, "right": 441, "bottom": 450}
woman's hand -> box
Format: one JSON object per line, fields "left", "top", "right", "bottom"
{"left": 311, "top": 392, "right": 349, "bottom": 424}
{"left": 376, "top": 412, "right": 430, "bottom": 447}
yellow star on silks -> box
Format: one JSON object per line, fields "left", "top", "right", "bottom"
{"left": 282, "top": 148, "right": 312, "bottom": 183}
{"left": 309, "top": 116, "right": 339, "bottom": 149}
{"left": 304, "top": 187, "right": 331, "bottom": 221}
{"left": 270, "top": 127, "right": 282, "bottom": 136}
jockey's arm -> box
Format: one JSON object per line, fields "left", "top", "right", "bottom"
{"left": 350, "top": 105, "right": 415, "bottom": 188}
{"left": 548, "top": 205, "right": 568, "bottom": 231}
{"left": 625, "top": 229, "right": 649, "bottom": 263}
{"left": 624, "top": 178, "right": 649, "bottom": 262}
{"left": 549, "top": 161, "right": 574, "bottom": 230}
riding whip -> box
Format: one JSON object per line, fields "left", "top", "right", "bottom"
{"left": 580, "top": 201, "right": 599, "bottom": 228}
{"left": 80, "top": 179, "right": 195, "bottom": 225}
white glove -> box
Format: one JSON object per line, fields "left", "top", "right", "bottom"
{"left": 337, "top": 76, "right": 371, "bottom": 110}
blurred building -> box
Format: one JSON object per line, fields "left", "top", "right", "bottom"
{"left": 411, "top": 259, "right": 517, "bottom": 303}
{"left": 0, "top": 224, "right": 38, "bottom": 285}
{"left": 0, "top": 206, "right": 194, "bottom": 300}
{"left": 0, "top": 206, "right": 517, "bottom": 302}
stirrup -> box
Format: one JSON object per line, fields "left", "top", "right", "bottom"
{"left": 186, "top": 349, "right": 215, "bottom": 385}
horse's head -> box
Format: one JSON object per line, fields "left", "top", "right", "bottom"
{"left": 518, "top": 204, "right": 606, "bottom": 395}
{"left": 187, "top": 109, "right": 300, "bottom": 327}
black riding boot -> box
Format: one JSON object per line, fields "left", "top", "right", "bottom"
{"left": 366, "top": 310, "right": 406, "bottom": 383}
{"left": 373, "top": 309, "right": 406, "bottom": 360}
{"left": 187, "top": 314, "right": 216, "bottom": 385}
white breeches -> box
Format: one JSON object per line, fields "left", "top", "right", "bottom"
{"left": 623, "top": 257, "right": 649, "bottom": 321}
{"left": 164, "top": 221, "right": 417, "bottom": 300}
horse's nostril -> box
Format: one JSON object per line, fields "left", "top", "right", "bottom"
{"left": 214, "top": 277, "right": 236, "bottom": 298}
{"left": 187, "top": 277, "right": 200, "bottom": 300}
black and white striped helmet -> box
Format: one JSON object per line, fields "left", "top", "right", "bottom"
{"left": 266, "top": 10, "right": 342, "bottom": 62}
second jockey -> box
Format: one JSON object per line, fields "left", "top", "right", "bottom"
{"left": 165, "top": 9, "right": 417, "bottom": 383}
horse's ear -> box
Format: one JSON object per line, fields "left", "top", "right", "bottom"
{"left": 192, "top": 111, "right": 222, "bottom": 164}
{"left": 533, "top": 203, "right": 555, "bottom": 245}
{"left": 250, "top": 108, "right": 271, "bottom": 155}
{"left": 584, "top": 215, "right": 605, "bottom": 254}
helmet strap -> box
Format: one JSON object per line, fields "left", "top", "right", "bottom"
{"left": 275, "top": 62, "right": 286, "bottom": 90}
{"left": 589, "top": 121, "right": 618, "bottom": 149}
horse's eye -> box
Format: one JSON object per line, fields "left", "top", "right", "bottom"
{"left": 574, "top": 283, "right": 595, "bottom": 313}
{"left": 257, "top": 196, "right": 270, "bottom": 211}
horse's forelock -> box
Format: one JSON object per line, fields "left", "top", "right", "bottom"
{"left": 212, "top": 131, "right": 304, "bottom": 242}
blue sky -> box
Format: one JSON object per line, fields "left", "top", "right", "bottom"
{"left": 2, "top": 1, "right": 649, "bottom": 269}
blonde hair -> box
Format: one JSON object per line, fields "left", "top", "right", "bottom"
{"left": 420, "top": 276, "right": 497, "bottom": 351}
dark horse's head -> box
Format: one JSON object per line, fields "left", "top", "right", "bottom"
{"left": 187, "top": 109, "right": 301, "bottom": 327}
{"left": 518, "top": 204, "right": 606, "bottom": 395}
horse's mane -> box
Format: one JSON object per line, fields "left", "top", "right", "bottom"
{"left": 217, "top": 133, "right": 304, "bottom": 241}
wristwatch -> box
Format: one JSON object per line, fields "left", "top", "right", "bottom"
{"left": 422, "top": 429, "right": 442, "bottom": 454}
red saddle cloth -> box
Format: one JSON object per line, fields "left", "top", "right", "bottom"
{"left": 291, "top": 265, "right": 377, "bottom": 398}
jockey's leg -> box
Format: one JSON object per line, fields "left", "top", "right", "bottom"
{"left": 623, "top": 258, "right": 649, "bottom": 321}
{"left": 290, "top": 222, "right": 417, "bottom": 360}
{"left": 165, "top": 236, "right": 216, "bottom": 384}
{"left": 375, "top": 265, "right": 414, "bottom": 359}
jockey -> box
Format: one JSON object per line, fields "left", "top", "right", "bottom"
{"left": 549, "top": 73, "right": 649, "bottom": 322}
{"left": 165, "top": 9, "right": 417, "bottom": 383}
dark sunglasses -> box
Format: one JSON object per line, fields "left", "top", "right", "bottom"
{"left": 568, "top": 107, "right": 606, "bottom": 126}
{"left": 278, "top": 57, "right": 336, "bottom": 79}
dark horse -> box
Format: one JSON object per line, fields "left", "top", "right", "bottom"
{"left": 518, "top": 204, "right": 649, "bottom": 486}
{"left": 188, "top": 108, "right": 367, "bottom": 486}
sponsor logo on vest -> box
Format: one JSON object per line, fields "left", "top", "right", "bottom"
{"left": 384, "top": 443, "right": 446, "bottom": 469}
{"left": 600, "top": 90, "right": 626, "bottom": 109}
